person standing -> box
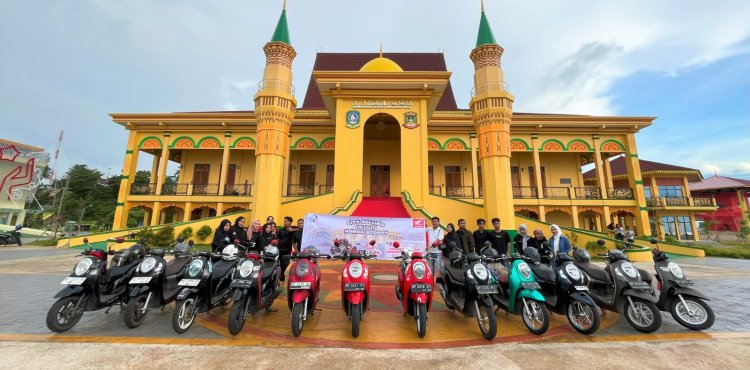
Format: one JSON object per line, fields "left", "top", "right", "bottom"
{"left": 255, "top": 222, "right": 277, "bottom": 253}
{"left": 473, "top": 219, "right": 491, "bottom": 253}
{"left": 277, "top": 216, "right": 296, "bottom": 281}
{"left": 625, "top": 226, "right": 635, "bottom": 249}
{"left": 231, "top": 216, "right": 250, "bottom": 248}
{"left": 211, "top": 219, "right": 233, "bottom": 252}
{"left": 512, "top": 224, "right": 532, "bottom": 255}
{"left": 456, "top": 219, "right": 475, "bottom": 255}
{"left": 489, "top": 218, "right": 511, "bottom": 255}
{"left": 247, "top": 219, "right": 261, "bottom": 248}
{"left": 442, "top": 223, "right": 459, "bottom": 256}
{"left": 549, "top": 224, "right": 572, "bottom": 270}
{"left": 292, "top": 218, "right": 304, "bottom": 252}
{"left": 427, "top": 217, "right": 444, "bottom": 275}
{"left": 614, "top": 224, "right": 625, "bottom": 241}
{"left": 532, "top": 228, "right": 549, "bottom": 254}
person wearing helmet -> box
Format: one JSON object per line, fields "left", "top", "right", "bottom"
{"left": 211, "top": 219, "right": 233, "bottom": 252}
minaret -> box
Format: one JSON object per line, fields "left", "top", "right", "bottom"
{"left": 252, "top": 1, "right": 297, "bottom": 220}
{"left": 469, "top": 1, "right": 516, "bottom": 230}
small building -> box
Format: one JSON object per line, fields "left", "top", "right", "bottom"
{"left": 690, "top": 175, "right": 750, "bottom": 232}
{"left": 0, "top": 138, "right": 49, "bottom": 226}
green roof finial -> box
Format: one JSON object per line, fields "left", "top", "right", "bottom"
{"left": 271, "top": 0, "right": 290, "bottom": 45}
{"left": 475, "top": 0, "right": 497, "bottom": 48}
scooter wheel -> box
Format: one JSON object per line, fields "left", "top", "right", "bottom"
{"left": 228, "top": 297, "right": 247, "bottom": 335}
{"left": 291, "top": 302, "right": 305, "bottom": 337}
{"left": 350, "top": 304, "right": 361, "bottom": 338}
{"left": 172, "top": 298, "right": 197, "bottom": 334}
{"left": 416, "top": 303, "right": 427, "bottom": 338}
{"left": 124, "top": 293, "right": 149, "bottom": 328}
{"left": 566, "top": 301, "right": 600, "bottom": 335}
{"left": 476, "top": 301, "right": 497, "bottom": 340}
{"left": 670, "top": 296, "right": 714, "bottom": 331}
{"left": 46, "top": 296, "right": 85, "bottom": 333}
{"left": 519, "top": 298, "right": 549, "bottom": 335}
{"left": 624, "top": 298, "right": 661, "bottom": 333}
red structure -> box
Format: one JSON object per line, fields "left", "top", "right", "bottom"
{"left": 691, "top": 175, "right": 750, "bottom": 232}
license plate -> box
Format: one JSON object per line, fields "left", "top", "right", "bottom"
{"left": 344, "top": 283, "right": 366, "bottom": 291}
{"left": 60, "top": 277, "right": 86, "bottom": 285}
{"left": 230, "top": 279, "right": 253, "bottom": 288}
{"left": 475, "top": 284, "right": 498, "bottom": 294}
{"left": 289, "top": 281, "right": 312, "bottom": 290}
{"left": 628, "top": 281, "right": 650, "bottom": 289}
{"left": 178, "top": 279, "right": 201, "bottom": 287}
{"left": 674, "top": 279, "right": 695, "bottom": 286}
{"left": 129, "top": 277, "right": 152, "bottom": 284}
{"left": 411, "top": 283, "right": 433, "bottom": 293}
{"left": 521, "top": 281, "right": 541, "bottom": 290}
{"left": 574, "top": 285, "right": 589, "bottom": 291}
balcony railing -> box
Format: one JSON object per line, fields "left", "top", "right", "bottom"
{"left": 130, "top": 183, "right": 156, "bottom": 195}
{"left": 318, "top": 184, "right": 334, "bottom": 195}
{"left": 191, "top": 183, "right": 219, "bottom": 195}
{"left": 257, "top": 79, "right": 295, "bottom": 95}
{"left": 574, "top": 187, "right": 602, "bottom": 199}
{"left": 608, "top": 187, "right": 634, "bottom": 200}
{"left": 513, "top": 186, "right": 539, "bottom": 199}
{"left": 446, "top": 186, "right": 474, "bottom": 199}
{"left": 161, "top": 183, "right": 189, "bottom": 195}
{"left": 543, "top": 187, "right": 571, "bottom": 199}
{"left": 693, "top": 197, "right": 715, "bottom": 207}
{"left": 471, "top": 81, "right": 510, "bottom": 97}
{"left": 223, "top": 183, "right": 252, "bottom": 196}
{"left": 286, "top": 184, "right": 315, "bottom": 197}
{"left": 647, "top": 196, "right": 689, "bottom": 207}
{"left": 429, "top": 186, "right": 442, "bottom": 196}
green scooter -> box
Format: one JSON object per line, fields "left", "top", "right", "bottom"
{"left": 483, "top": 248, "right": 550, "bottom": 334}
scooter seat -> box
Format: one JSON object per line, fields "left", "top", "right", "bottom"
{"left": 530, "top": 263, "right": 556, "bottom": 283}
{"left": 165, "top": 257, "right": 190, "bottom": 276}
{"left": 574, "top": 261, "right": 611, "bottom": 283}
{"left": 443, "top": 263, "right": 466, "bottom": 284}
{"left": 107, "top": 261, "right": 138, "bottom": 281}
{"left": 212, "top": 259, "right": 236, "bottom": 280}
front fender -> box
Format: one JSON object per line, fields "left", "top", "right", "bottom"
{"left": 232, "top": 289, "right": 247, "bottom": 302}
{"left": 621, "top": 288, "right": 659, "bottom": 307}
{"left": 291, "top": 289, "right": 312, "bottom": 304}
{"left": 477, "top": 294, "right": 494, "bottom": 307}
{"left": 346, "top": 291, "right": 365, "bottom": 305}
{"left": 672, "top": 286, "right": 710, "bottom": 301}
{"left": 54, "top": 285, "right": 86, "bottom": 299}
{"left": 518, "top": 288, "right": 546, "bottom": 302}
{"left": 568, "top": 292, "right": 596, "bottom": 306}
{"left": 129, "top": 285, "right": 151, "bottom": 297}
{"left": 176, "top": 287, "right": 199, "bottom": 301}
{"left": 410, "top": 292, "right": 430, "bottom": 305}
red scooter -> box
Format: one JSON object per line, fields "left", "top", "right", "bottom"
{"left": 394, "top": 241, "right": 434, "bottom": 338}
{"left": 287, "top": 246, "right": 328, "bottom": 337}
{"left": 332, "top": 239, "right": 375, "bottom": 338}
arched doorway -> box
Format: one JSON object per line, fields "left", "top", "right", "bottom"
{"left": 363, "top": 113, "right": 401, "bottom": 197}
{"left": 127, "top": 206, "right": 152, "bottom": 228}
{"left": 579, "top": 210, "right": 602, "bottom": 231}
{"left": 515, "top": 209, "right": 540, "bottom": 220}
{"left": 190, "top": 206, "right": 217, "bottom": 221}
{"left": 546, "top": 210, "right": 573, "bottom": 228}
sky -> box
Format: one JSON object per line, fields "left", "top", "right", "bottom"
{"left": 1, "top": 0, "right": 749, "bottom": 180}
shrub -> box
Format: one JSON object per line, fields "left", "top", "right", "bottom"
{"left": 152, "top": 226, "right": 175, "bottom": 248}
{"left": 196, "top": 225, "right": 213, "bottom": 242}
{"left": 664, "top": 235, "right": 677, "bottom": 243}
{"left": 585, "top": 240, "right": 607, "bottom": 254}
{"left": 179, "top": 226, "right": 194, "bottom": 240}
{"left": 135, "top": 228, "right": 154, "bottom": 242}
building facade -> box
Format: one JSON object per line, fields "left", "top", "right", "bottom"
{"left": 691, "top": 175, "right": 750, "bottom": 232}
{"left": 110, "top": 5, "right": 715, "bottom": 238}
{"left": 0, "top": 139, "right": 49, "bottom": 226}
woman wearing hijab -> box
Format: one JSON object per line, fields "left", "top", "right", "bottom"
{"left": 512, "top": 224, "right": 533, "bottom": 255}
{"left": 211, "top": 219, "right": 233, "bottom": 252}
{"left": 441, "top": 223, "right": 459, "bottom": 256}
{"left": 247, "top": 219, "right": 261, "bottom": 246}
{"left": 254, "top": 222, "right": 278, "bottom": 251}
{"left": 548, "top": 224, "right": 572, "bottom": 270}
{"left": 231, "top": 216, "right": 250, "bottom": 248}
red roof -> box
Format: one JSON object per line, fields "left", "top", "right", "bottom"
{"left": 583, "top": 156, "right": 702, "bottom": 180}
{"left": 301, "top": 53, "right": 459, "bottom": 111}
{"left": 689, "top": 175, "right": 750, "bottom": 191}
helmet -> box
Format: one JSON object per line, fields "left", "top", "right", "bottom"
{"left": 573, "top": 249, "right": 591, "bottom": 263}
{"left": 222, "top": 244, "right": 239, "bottom": 259}
{"left": 303, "top": 246, "right": 318, "bottom": 255}
{"left": 523, "top": 247, "right": 541, "bottom": 264}
{"left": 556, "top": 252, "right": 572, "bottom": 263}
{"left": 173, "top": 242, "right": 190, "bottom": 255}
{"left": 129, "top": 244, "right": 145, "bottom": 257}
{"left": 465, "top": 252, "right": 480, "bottom": 263}
{"left": 608, "top": 249, "right": 628, "bottom": 262}
{"left": 15, "top": 224, "right": 22, "bottom": 230}
{"left": 449, "top": 250, "right": 463, "bottom": 265}
{"left": 482, "top": 247, "right": 498, "bottom": 258}
{"left": 112, "top": 248, "right": 133, "bottom": 266}
{"left": 264, "top": 245, "right": 280, "bottom": 259}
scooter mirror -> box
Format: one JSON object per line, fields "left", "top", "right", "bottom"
{"left": 115, "top": 236, "right": 125, "bottom": 244}
{"left": 369, "top": 240, "right": 376, "bottom": 246}
{"left": 649, "top": 238, "right": 659, "bottom": 245}
{"left": 596, "top": 239, "right": 605, "bottom": 246}
{"left": 393, "top": 241, "right": 400, "bottom": 248}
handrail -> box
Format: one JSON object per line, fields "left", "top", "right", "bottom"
{"left": 471, "top": 80, "right": 510, "bottom": 97}
{"left": 330, "top": 190, "right": 362, "bottom": 215}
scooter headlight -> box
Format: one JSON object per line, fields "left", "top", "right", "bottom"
{"left": 621, "top": 262, "right": 638, "bottom": 278}
{"left": 296, "top": 261, "right": 311, "bottom": 278}
{"left": 472, "top": 264, "right": 489, "bottom": 281}
{"left": 238, "top": 261, "right": 254, "bottom": 278}
{"left": 517, "top": 262, "right": 532, "bottom": 280}
{"left": 349, "top": 261, "right": 363, "bottom": 278}
{"left": 667, "top": 262, "right": 684, "bottom": 278}
{"left": 564, "top": 263, "right": 582, "bottom": 281}
{"left": 187, "top": 260, "right": 204, "bottom": 278}
{"left": 139, "top": 257, "right": 157, "bottom": 273}
{"left": 412, "top": 262, "right": 426, "bottom": 280}
{"left": 74, "top": 258, "right": 93, "bottom": 276}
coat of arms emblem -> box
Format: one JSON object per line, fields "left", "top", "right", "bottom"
{"left": 346, "top": 110, "right": 360, "bottom": 129}
{"left": 403, "top": 111, "right": 418, "bottom": 129}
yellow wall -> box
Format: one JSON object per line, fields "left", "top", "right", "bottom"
{"left": 287, "top": 150, "right": 335, "bottom": 190}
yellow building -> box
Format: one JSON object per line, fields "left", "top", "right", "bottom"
{"left": 110, "top": 4, "right": 715, "bottom": 240}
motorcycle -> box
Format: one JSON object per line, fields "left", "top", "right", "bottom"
{"left": 394, "top": 241, "right": 434, "bottom": 338}
{"left": 46, "top": 237, "right": 145, "bottom": 332}
{"left": 226, "top": 240, "right": 282, "bottom": 335}
{"left": 287, "top": 246, "right": 327, "bottom": 337}
{"left": 482, "top": 248, "right": 549, "bottom": 335}
{"left": 572, "top": 240, "right": 662, "bottom": 333}
{"left": 523, "top": 246, "right": 600, "bottom": 334}
{"left": 172, "top": 242, "right": 240, "bottom": 333}
{"left": 0, "top": 225, "right": 22, "bottom": 246}
{"left": 649, "top": 238, "right": 715, "bottom": 330}
{"left": 123, "top": 238, "right": 193, "bottom": 328}
{"left": 332, "top": 239, "right": 375, "bottom": 338}
{"left": 436, "top": 249, "right": 498, "bottom": 340}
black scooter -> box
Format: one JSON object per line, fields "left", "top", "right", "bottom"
{"left": 123, "top": 238, "right": 193, "bottom": 328}
{"left": 573, "top": 240, "right": 662, "bottom": 333}
{"left": 171, "top": 243, "right": 240, "bottom": 333}
{"left": 649, "top": 239, "right": 715, "bottom": 330}
{"left": 436, "top": 249, "right": 498, "bottom": 340}
{"left": 0, "top": 225, "right": 22, "bottom": 246}
{"left": 226, "top": 241, "right": 284, "bottom": 335}
{"left": 524, "top": 247, "right": 600, "bottom": 334}
{"left": 46, "top": 237, "right": 145, "bottom": 332}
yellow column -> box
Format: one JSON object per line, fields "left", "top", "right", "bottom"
{"left": 150, "top": 155, "right": 159, "bottom": 186}
{"left": 183, "top": 202, "right": 192, "bottom": 222}
{"left": 531, "top": 135, "right": 543, "bottom": 198}
{"left": 603, "top": 154, "right": 614, "bottom": 189}
{"left": 218, "top": 132, "right": 231, "bottom": 196}
{"left": 571, "top": 205, "right": 579, "bottom": 228}
{"left": 689, "top": 212, "right": 699, "bottom": 241}
{"left": 155, "top": 133, "right": 170, "bottom": 196}
{"left": 539, "top": 205, "right": 546, "bottom": 222}
{"left": 738, "top": 190, "right": 749, "bottom": 219}
{"left": 594, "top": 213, "right": 602, "bottom": 231}
{"left": 592, "top": 136, "right": 607, "bottom": 200}
{"left": 333, "top": 98, "right": 364, "bottom": 206}
{"left": 151, "top": 202, "right": 161, "bottom": 226}
{"left": 282, "top": 134, "right": 292, "bottom": 197}
{"left": 216, "top": 202, "right": 224, "bottom": 216}
{"left": 113, "top": 130, "right": 139, "bottom": 229}
{"left": 603, "top": 205, "right": 611, "bottom": 228}
{"left": 623, "top": 133, "right": 651, "bottom": 237}
{"left": 681, "top": 176, "right": 694, "bottom": 206}
{"left": 470, "top": 134, "right": 479, "bottom": 199}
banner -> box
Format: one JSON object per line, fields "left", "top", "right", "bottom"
{"left": 301, "top": 213, "right": 426, "bottom": 259}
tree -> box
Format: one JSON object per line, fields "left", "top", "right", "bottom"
{"left": 133, "top": 170, "right": 151, "bottom": 186}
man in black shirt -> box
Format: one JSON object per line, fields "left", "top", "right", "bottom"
{"left": 490, "top": 218, "right": 511, "bottom": 256}
{"left": 473, "top": 218, "right": 491, "bottom": 253}
{"left": 456, "top": 219, "right": 475, "bottom": 255}
{"left": 292, "top": 218, "right": 304, "bottom": 252}
{"left": 277, "top": 216, "right": 296, "bottom": 281}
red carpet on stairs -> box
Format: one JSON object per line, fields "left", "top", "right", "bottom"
{"left": 350, "top": 197, "right": 411, "bottom": 218}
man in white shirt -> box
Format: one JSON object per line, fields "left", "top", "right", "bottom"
{"left": 427, "top": 216, "right": 444, "bottom": 276}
